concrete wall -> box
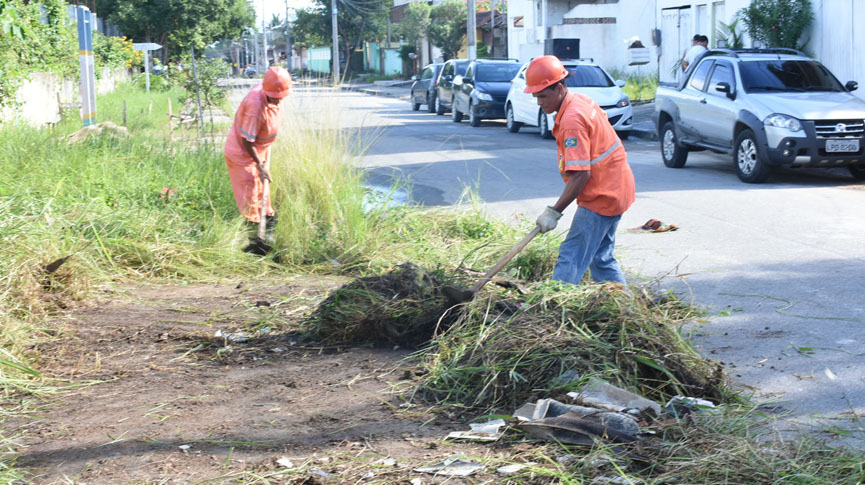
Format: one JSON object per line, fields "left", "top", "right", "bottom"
{"left": 364, "top": 42, "right": 403, "bottom": 75}
{"left": 0, "top": 67, "right": 133, "bottom": 127}
{"left": 508, "top": 0, "right": 658, "bottom": 75}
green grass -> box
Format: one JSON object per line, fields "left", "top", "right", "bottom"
{"left": 609, "top": 68, "right": 659, "bottom": 102}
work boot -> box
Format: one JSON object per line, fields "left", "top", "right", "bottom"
{"left": 242, "top": 221, "right": 270, "bottom": 255}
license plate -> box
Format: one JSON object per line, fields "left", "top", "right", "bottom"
{"left": 825, "top": 139, "right": 859, "bottom": 153}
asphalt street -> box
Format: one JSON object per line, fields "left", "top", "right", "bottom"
{"left": 276, "top": 86, "right": 865, "bottom": 434}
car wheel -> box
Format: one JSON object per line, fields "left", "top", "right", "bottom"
{"left": 452, "top": 103, "right": 463, "bottom": 122}
{"left": 660, "top": 121, "right": 688, "bottom": 168}
{"left": 412, "top": 100, "right": 420, "bottom": 111}
{"left": 538, "top": 110, "right": 553, "bottom": 139}
{"left": 617, "top": 130, "right": 630, "bottom": 140}
{"left": 734, "top": 129, "right": 770, "bottom": 183}
{"left": 848, "top": 163, "right": 865, "bottom": 180}
{"left": 427, "top": 93, "right": 436, "bottom": 113}
{"left": 435, "top": 95, "right": 445, "bottom": 116}
{"left": 469, "top": 103, "right": 481, "bottom": 127}
{"left": 506, "top": 104, "right": 522, "bottom": 133}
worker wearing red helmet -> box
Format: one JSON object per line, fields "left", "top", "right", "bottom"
{"left": 526, "top": 55, "right": 635, "bottom": 285}
{"left": 224, "top": 66, "right": 293, "bottom": 254}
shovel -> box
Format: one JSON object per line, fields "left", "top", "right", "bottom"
{"left": 254, "top": 178, "right": 272, "bottom": 253}
{"left": 444, "top": 225, "right": 541, "bottom": 304}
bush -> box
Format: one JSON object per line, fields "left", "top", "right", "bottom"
{"left": 94, "top": 34, "right": 143, "bottom": 70}
{"left": 740, "top": 0, "right": 814, "bottom": 50}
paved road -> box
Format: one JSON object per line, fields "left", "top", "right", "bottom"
{"left": 285, "top": 88, "right": 865, "bottom": 433}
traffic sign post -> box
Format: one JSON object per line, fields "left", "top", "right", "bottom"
{"left": 133, "top": 43, "right": 163, "bottom": 93}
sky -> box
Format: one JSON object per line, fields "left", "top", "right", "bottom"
{"left": 255, "top": 0, "right": 317, "bottom": 24}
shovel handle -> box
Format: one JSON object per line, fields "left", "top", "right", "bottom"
{"left": 471, "top": 226, "right": 541, "bottom": 294}
{"left": 257, "top": 178, "right": 269, "bottom": 240}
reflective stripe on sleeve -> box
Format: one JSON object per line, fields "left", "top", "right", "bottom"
{"left": 240, "top": 128, "right": 258, "bottom": 141}
{"left": 564, "top": 140, "right": 620, "bottom": 167}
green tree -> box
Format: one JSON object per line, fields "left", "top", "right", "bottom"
{"left": 740, "top": 0, "right": 814, "bottom": 50}
{"left": 94, "top": 0, "right": 256, "bottom": 61}
{"left": 292, "top": 7, "right": 327, "bottom": 47}
{"left": 428, "top": 0, "right": 466, "bottom": 61}
{"left": 400, "top": 1, "right": 430, "bottom": 46}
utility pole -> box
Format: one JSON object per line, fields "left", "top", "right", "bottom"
{"left": 331, "top": 0, "right": 340, "bottom": 84}
{"left": 262, "top": 23, "right": 269, "bottom": 70}
{"left": 285, "top": 0, "right": 292, "bottom": 71}
{"left": 490, "top": 0, "right": 496, "bottom": 58}
{"left": 467, "top": 0, "right": 476, "bottom": 60}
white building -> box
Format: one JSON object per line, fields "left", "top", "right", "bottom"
{"left": 508, "top": 0, "right": 865, "bottom": 100}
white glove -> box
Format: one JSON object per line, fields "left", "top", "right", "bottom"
{"left": 536, "top": 206, "right": 562, "bottom": 233}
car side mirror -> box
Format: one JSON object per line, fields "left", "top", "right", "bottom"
{"left": 615, "top": 79, "right": 626, "bottom": 88}
{"left": 846, "top": 80, "right": 858, "bottom": 92}
{"left": 411, "top": 75, "right": 417, "bottom": 81}
{"left": 445, "top": 74, "right": 453, "bottom": 81}
{"left": 715, "top": 82, "right": 735, "bottom": 99}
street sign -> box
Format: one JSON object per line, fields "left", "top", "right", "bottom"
{"left": 133, "top": 43, "right": 162, "bottom": 51}
{"left": 132, "top": 43, "right": 163, "bottom": 93}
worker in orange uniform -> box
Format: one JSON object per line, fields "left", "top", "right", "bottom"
{"left": 525, "top": 56, "right": 635, "bottom": 285}
{"left": 224, "top": 66, "right": 293, "bottom": 255}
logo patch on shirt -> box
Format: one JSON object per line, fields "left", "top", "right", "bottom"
{"left": 564, "top": 137, "right": 578, "bottom": 148}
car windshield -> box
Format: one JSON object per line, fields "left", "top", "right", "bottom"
{"left": 475, "top": 63, "right": 521, "bottom": 82}
{"left": 740, "top": 60, "right": 844, "bottom": 92}
{"left": 455, "top": 61, "right": 469, "bottom": 76}
{"left": 565, "top": 66, "right": 614, "bottom": 87}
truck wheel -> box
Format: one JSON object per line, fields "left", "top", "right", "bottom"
{"left": 412, "top": 101, "right": 420, "bottom": 111}
{"left": 848, "top": 164, "right": 865, "bottom": 180}
{"left": 435, "top": 96, "right": 445, "bottom": 116}
{"left": 661, "top": 121, "right": 688, "bottom": 168}
{"left": 506, "top": 104, "right": 522, "bottom": 133}
{"left": 734, "top": 129, "right": 770, "bottom": 183}
{"left": 451, "top": 104, "right": 463, "bottom": 122}
{"left": 427, "top": 93, "right": 436, "bottom": 113}
{"left": 539, "top": 110, "right": 553, "bottom": 139}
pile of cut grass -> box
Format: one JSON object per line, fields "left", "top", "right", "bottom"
{"left": 306, "top": 262, "right": 454, "bottom": 348}
{"left": 417, "top": 281, "right": 728, "bottom": 412}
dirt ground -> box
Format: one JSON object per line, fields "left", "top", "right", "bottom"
{"left": 10, "top": 277, "right": 513, "bottom": 484}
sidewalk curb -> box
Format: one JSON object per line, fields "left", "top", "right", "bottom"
{"left": 342, "top": 84, "right": 410, "bottom": 101}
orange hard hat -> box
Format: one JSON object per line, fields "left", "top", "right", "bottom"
{"left": 524, "top": 55, "right": 569, "bottom": 94}
{"left": 262, "top": 66, "right": 293, "bottom": 98}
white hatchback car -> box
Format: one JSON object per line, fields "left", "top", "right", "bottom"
{"left": 505, "top": 59, "right": 634, "bottom": 138}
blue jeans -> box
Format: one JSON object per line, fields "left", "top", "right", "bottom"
{"left": 552, "top": 207, "right": 626, "bottom": 285}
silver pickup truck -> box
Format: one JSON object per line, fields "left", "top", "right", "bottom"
{"left": 653, "top": 48, "right": 865, "bottom": 183}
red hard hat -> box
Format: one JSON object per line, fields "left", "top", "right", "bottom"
{"left": 524, "top": 55, "right": 569, "bottom": 94}
{"left": 262, "top": 66, "right": 293, "bottom": 98}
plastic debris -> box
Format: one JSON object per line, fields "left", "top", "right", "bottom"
{"left": 497, "top": 463, "right": 534, "bottom": 475}
{"left": 446, "top": 418, "right": 506, "bottom": 442}
{"left": 178, "top": 444, "right": 191, "bottom": 453}
{"left": 515, "top": 398, "right": 641, "bottom": 445}
{"left": 374, "top": 457, "right": 397, "bottom": 467}
{"left": 214, "top": 329, "right": 249, "bottom": 343}
{"left": 568, "top": 378, "right": 662, "bottom": 418}
{"left": 663, "top": 396, "right": 716, "bottom": 418}
{"left": 410, "top": 479, "right": 422, "bottom": 485}
{"left": 276, "top": 457, "right": 294, "bottom": 468}
{"left": 414, "top": 454, "right": 485, "bottom": 477}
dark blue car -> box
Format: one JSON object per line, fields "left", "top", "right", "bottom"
{"left": 451, "top": 59, "right": 521, "bottom": 127}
